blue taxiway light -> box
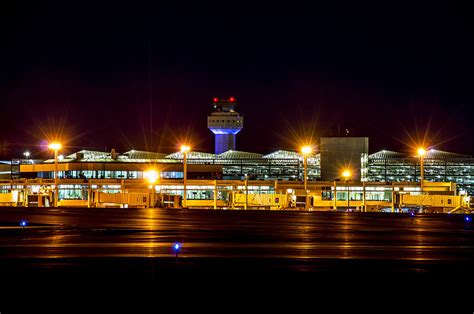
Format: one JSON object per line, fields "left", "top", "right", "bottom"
{"left": 465, "top": 216, "right": 471, "bottom": 222}
{"left": 410, "top": 212, "right": 415, "bottom": 216}
{"left": 173, "top": 243, "right": 181, "bottom": 259}
{"left": 19, "top": 220, "right": 28, "bottom": 227}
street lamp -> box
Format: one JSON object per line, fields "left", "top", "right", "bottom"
{"left": 417, "top": 147, "right": 426, "bottom": 191}
{"left": 144, "top": 169, "right": 158, "bottom": 208}
{"left": 244, "top": 173, "right": 249, "bottom": 210}
{"left": 301, "top": 145, "right": 312, "bottom": 210}
{"left": 180, "top": 145, "right": 191, "bottom": 208}
{"left": 342, "top": 169, "right": 352, "bottom": 209}
{"left": 48, "top": 142, "right": 62, "bottom": 207}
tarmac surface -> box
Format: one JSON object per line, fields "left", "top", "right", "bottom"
{"left": 0, "top": 207, "right": 473, "bottom": 302}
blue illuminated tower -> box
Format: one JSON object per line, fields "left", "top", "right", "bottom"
{"left": 208, "top": 97, "right": 244, "bottom": 154}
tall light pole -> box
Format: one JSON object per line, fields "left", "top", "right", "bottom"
{"left": 48, "top": 142, "right": 62, "bottom": 207}
{"left": 244, "top": 173, "right": 248, "bottom": 210}
{"left": 181, "top": 145, "right": 191, "bottom": 208}
{"left": 417, "top": 147, "right": 426, "bottom": 191}
{"left": 144, "top": 169, "right": 158, "bottom": 208}
{"left": 301, "top": 145, "right": 312, "bottom": 210}
{"left": 342, "top": 169, "right": 351, "bottom": 210}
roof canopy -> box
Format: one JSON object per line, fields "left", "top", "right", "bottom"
{"left": 370, "top": 149, "right": 471, "bottom": 160}
{"left": 217, "top": 150, "right": 263, "bottom": 159}
{"left": 165, "top": 151, "right": 215, "bottom": 159}
{"left": 123, "top": 150, "right": 167, "bottom": 159}
{"left": 263, "top": 150, "right": 301, "bottom": 159}
{"left": 44, "top": 148, "right": 472, "bottom": 164}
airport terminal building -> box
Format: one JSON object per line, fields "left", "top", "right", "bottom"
{"left": 0, "top": 136, "right": 472, "bottom": 211}
{"left": 4, "top": 97, "right": 471, "bottom": 193}
{"left": 0, "top": 98, "right": 472, "bottom": 209}
{"left": 6, "top": 140, "right": 473, "bottom": 195}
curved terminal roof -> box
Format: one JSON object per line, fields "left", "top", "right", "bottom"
{"left": 413, "top": 149, "right": 471, "bottom": 159}
{"left": 263, "top": 150, "right": 319, "bottom": 161}
{"left": 66, "top": 150, "right": 110, "bottom": 160}
{"left": 370, "top": 149, "right": 471, "bottom": 160}
{"left": 263, "top": 150, "right": 301, "bottom": 159}
{"left": 42, "top": 148, "right": 471, "bottom": 164}
{"left": 217, "top": 150, "right": 263, "bottom": 159}
{"left": 123, "top": 150, "right": 167, "bottom": 160}
{"left": 369, "top": 150, "right": 406, "bottom": 160}
{"left": 165, "top": 151, "right": 215, "bottom": 159}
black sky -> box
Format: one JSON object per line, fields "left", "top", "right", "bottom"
{"left": 1, "top": 1, "right": 473, "bottom": 158}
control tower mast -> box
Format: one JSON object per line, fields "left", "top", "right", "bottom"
{"left": 207, "top": 97, "right": 244, "bottom": 154}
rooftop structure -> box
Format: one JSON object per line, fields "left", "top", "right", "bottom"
{"left": 320, "top": 137, "right": 369, "bottom": 181}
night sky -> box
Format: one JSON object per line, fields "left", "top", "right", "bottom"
{"left": 1, "top": 1, "right": 473, "bottom": 159}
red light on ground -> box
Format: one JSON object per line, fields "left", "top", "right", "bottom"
{"left": 213, "top": 97, "right": 219, "bottom": 102}
{"left": 229, "top": 97, "right": 235, "bottom": 102}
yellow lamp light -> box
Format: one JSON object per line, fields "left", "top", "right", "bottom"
{"left": 417, "top": 147, "right": 426, "bottom": 157}
{"left": 48, "top": 143, "right": 62, "bottom": 150}
{"left": 342, "top": 170, "right": 351, "bottom": 179}
{"left": 301, "top": 146, "right": 312, "bottom": 155}
{"left": 144, "top": 170, "right": 159, "bottom": 184}
{"left": 180, "top": 145, "right": 191, "bottom": 153}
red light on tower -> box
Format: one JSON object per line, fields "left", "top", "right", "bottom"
{"left": 213, "top": 97, "right": 219, "bottom": 102}
{"left": 229, "top": 97, "right": 235, "bottom": 102}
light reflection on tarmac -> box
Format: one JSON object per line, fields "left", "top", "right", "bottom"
{"left": 0, "top": 207, "right": 473, "bottom": 275}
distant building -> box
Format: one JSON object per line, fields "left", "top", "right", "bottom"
{"left": 319, "top": 137, "right": 369, "bottom": 182}
{"left": 208, "top": 97, "right": 243, "bottom": 154}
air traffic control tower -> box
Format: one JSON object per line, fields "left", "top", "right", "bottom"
{"left": 208, "top": 97, "right": 244, "bottom": 154}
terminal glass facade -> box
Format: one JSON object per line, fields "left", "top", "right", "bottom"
{"left": 367, "top": 150, "right": 473, "bottom": 194}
